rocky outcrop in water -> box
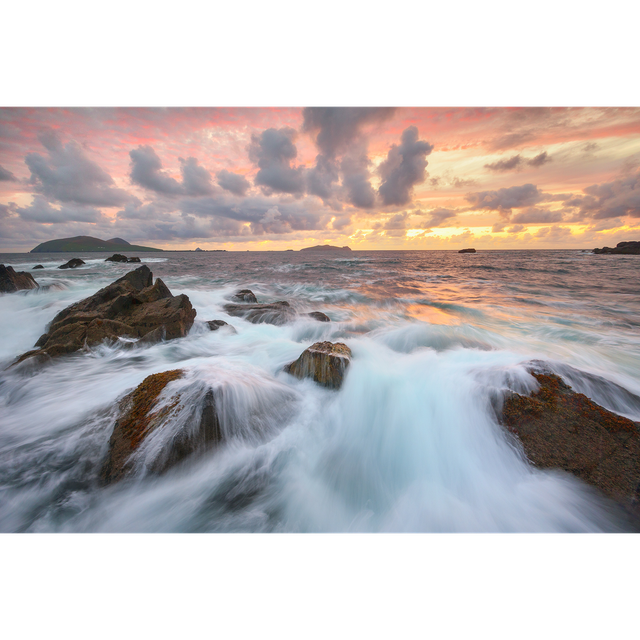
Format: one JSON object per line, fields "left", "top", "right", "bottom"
{"left": 224, "top": 301, "right": 296, "bottom": 325}
{"left": 499, "top": 372, "right": 640, "bottom": 507}
{"left": 593, "top": 241, "right": 640, "bottom": 255}
{"left": 15, "top": 265, "right": 196, "bottom": 363}
{"left": 307, "top": 311, "right": 330, "bottom": 322}
{"left": 231, "top": 289, "right": 258, "bottom": 303}
{"left": 105, "top": 254, "right": 141, "bottom": 263}
{"left": 0, "top": 264, "right": 39, "bottom": 293}
{"left": 458, "top": 248, "right": 476, "bottom": 253}
{"left": 284, "top": 341, "right": 352, "bottom": 389}
{"left": 100, "top": 369, "right": 223, "bottom": 484}
{"left": 206, "top": 319, "right": 236, "bottom": 333}
{"left": 33, "top": 265, "right": 44, "bottom": 269}
{"left": 58, "top": 258, "right": 85, "bottom": 269}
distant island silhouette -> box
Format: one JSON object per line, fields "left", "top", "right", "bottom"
{"left": 30, "top": 236, "right": 163, "bottom": 253}
{"left": 300, "top": 245, "right": 352, "bottom": 252}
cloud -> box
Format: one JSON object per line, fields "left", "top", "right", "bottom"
{"left": 248, "top": 127, "right": 305, "bottom": 196}
{"left": 378, "top": 126, "right": 433, "bottom": 206}
{"left": 527, "top": 151, "right": 552, "bottom": 167}
{"left": 0, "top": 165, "right": 16, "bottom": 181}
{"left": 340, "top": 150, "right": 376, "bottom": 209}
{"left": 510, "top": 207, "right": 564, "bottom": 224}
{"left": 465, "top": 184, "right": 545, "bottom": 213}
{"left": 422, "top": 207, "right": 457, "bottom": 228}
{"left": 129, "top": 146, "right": 182, "bottom": 195}
{"left": 25, "top": 130, "right": 131, "bottom": 207}
{"left": 567, "top": 170, "right": 640, "bottom": 220}
{"left": 488, "top": 131, "right": 536, "bottom": 151}
{"left": 16, "top": 195, "right": 104, "bottom": 223}
{"left": 507, "top": 224, "right": 526, "bottom": 233}
{"left": 484, "top": 151, "right": 552, "bottom": 173}
{"left": 180, "top": 157, "right": 214, "bottom": 196}
{"left": 384, "top": 212, "right": 409, "bottom": 230}
{"left": 217, "top": 169, "right": 250, "bottom": 196}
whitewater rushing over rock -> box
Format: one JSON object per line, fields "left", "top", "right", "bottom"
{"left": 0, "top": 249, "right": 639, "bottom": 532}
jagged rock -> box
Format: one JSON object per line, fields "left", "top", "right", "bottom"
{"left": 100, "top": 369, "right": 223, "bottom": 484}
{"left": 58, "top": 258, "right": 85, "bottom": 269}
{"left": 458, "top": 248, "right": 476, "bottom": 253}
{"left": 224, "top": 301, "right": 294, "bottom": 325}
{"left": 307, "top": 311, "right": 330, "bottom": 322}
{"left": 14, "top": 265, "right": 196, "bottom": 363}
{"left": 206, "top": 319, "right": 236, "bottom": 333}
{"left": 127, "top": 257, "right": 141, "bottom": 263}
{"left": 593, "top": 241, "right": 640, "bottom": 255}
{"left": 105, "top": 254, "right": 129, "bottom": 263}
{"left": 499, "top": 372, "right": 640, "bottom": 506}
{"left": 231, "top": 289, "right": 258, "bottom": 303}
{"left": 0, "top": 264, "right": 39, "bottom": 293}
{"left": 33, "top": 265, "right": 44, "bottom": 269}
{"left": 284, "top": 341, "right": 352, "bottom": 389}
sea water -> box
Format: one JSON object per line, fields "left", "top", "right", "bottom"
{"left": 1, "top": 249, "right": 639, "bottom": 532}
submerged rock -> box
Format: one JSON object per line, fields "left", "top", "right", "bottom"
{"left": 33, "top": 265, "right": 44, "bottom": 269}
{"left": 100, "top": 369, "right": 223, "bottom": 484}
{"left": 15, "top": 265, "right": 196, "bottom": 363}
{"left": 499, "top": 372, "right": 640, "bottom": 506}
{"left": 58, "top": 258, "right": 85, "bottom": 269}
{"left": 0, "top": 264, "right": 39, "bottom": 293}
{"left": 307, "top": 311, "right": 330, "bottom": 322}
{"left": 206, "top": 319, "right": 236, "bottom": 333}
{"left": 284, "top": 341, "right": 352, "bottom": 389}
{"left": 224, "top": 301, "right": 295, "bottom": 325}
{"left": 231, "top": 289, "right": 258, "bottom": 303}
{"left": 458, "top": 248, "right": 476, "bottom": 253}
{"left": 127, "top": 257, "right": 141, "bottom": 263}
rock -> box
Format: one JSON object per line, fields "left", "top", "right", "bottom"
{"left": 127, "top": 257, "right": 141, "bottom": 263}
{"left": 224, "top": 301, "right": 294, "bottom": 325}
{"left": 231, "top": 289, "right": 258, "bottom": 303}
{"left": 206, "top": 319, "right": 236, "bottom": 333}
{"left": 499, "top": 372, "right": 640, "bottom": 506}
{"left": 58, "top": 258, "right": 85, "bottom": 269}
{"left": 458, "top": 248, "right": 476, "bottom": 253}
{"left": 284, "top": 341, "right": 352, "bottom": 389}
{"left": 100, "top": 369, "right": 223, "bottom": 484}
{"left": 33, "top": 265, "right": 44, "bottom": 269}
{"left": 105, "top": 254, "right": 129, "bottom": 263}
{"left": 0, "top": 265, "right": 39, "bottom": 293}
{"left": 307, "top": 311, "right": 330, "bottom": 322}
{"left": 15, "top": 265, "right": 196, "bottom": 363}
{"left": 593, "top": 241, "right": 640, "bottom": 255}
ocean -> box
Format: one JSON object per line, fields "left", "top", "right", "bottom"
{"left": 1, "top": 249, "right": 639, "bottom": 532}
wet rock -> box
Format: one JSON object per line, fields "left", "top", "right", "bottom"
{"left": 499, "top": 372, "right": 640, "bottom": 506}
{"left": 100, "top": 369, "right": 223, "bottom": 484}
{"left": 458, "top": 248, "right": 476, "bottom": 253}
{"left": 593, "top": 241, "right": 640, "bottom": 255}
{"left": 105, "top": 254, "right": 128, "bottom": 263}
{"left": 284, "top": 341, "right": 352, "bottom": 389}
{"left": 58, "top": 258, "right": 85, "bottom": 269}
{"left": 33, "top": 265, "right": 44, "bottom": 269}
{"left": 0, "top": 264, "right": 39, "bottom": 293}
{"left": 206, "top": 319, "right": 236, "bottom": 333}
{"left": 307, "top": 311, "right": 330, "bottom": 322}
{"left": 127, "top": 257, "right": 141, "bottom": 263}
{"left": 224, "top": 301, "right": 295, "bottom": 325}
{"left": 15, "top": 265, "right": 196, "bottom": 363}
{"left": 231, "top": 289, "right": 258, "bottom": 303}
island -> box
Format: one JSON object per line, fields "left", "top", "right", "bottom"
{"left": 458, "top": 248, "right": 476, "bottom": 254}
{"left": 30, "top": 236, "right": 163, "bottom": 253}
{"left": 300, "top": 245, "right": 352, "bottom": 253}
{"left": 593, "top": 241, "right": 640, "bottom": 255}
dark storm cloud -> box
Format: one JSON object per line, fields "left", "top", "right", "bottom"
{"left": 16, "top": 195, "right": 105, "bottom": 223}
{"left": 0, "top": 165, "right": 17, "bottom": 181}
{"left": 25, "top": 130, "right": 131, "bottom": 207}
{"left": 129, "top": 146, "right": 183, "bottom": 195}
{"left": 378, "top": 127, "right": 434, "bottom": 207}
{"left": 465, "top": 184, "right": 544, "bottom": 213}
{"left": 248, "top": 127, "right": 305, "bottom": 196}
{"left": 217, "top": 170, "right": 251, "bottom": 196}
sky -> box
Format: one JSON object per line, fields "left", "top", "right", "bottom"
{"left": 1, "top": 107, "right": 640, "bottom": 252}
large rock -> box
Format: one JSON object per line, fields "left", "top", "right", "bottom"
{"left": 231, "top": 289, "right": 258, "bottom": 303}
{"left": 105, "top": 254, "right": 129, "bottom": 263}
{"left": 206, "top": 319, "right": 236, "bottom": 333}
{"left": 307, "top": 311, "right": 330, "bottom": 322}
{"left": 0, "top": 264, "right": 39, "bottom": 293}
{"left": 15, "top": 265, "right": 196, "bottom": 363}
{"left": 499, "top": 372, "right": 640, "bottom": 506}
{"left": 100, "top": 370, "right": 222, "bottom": 484}
{"left": 284, "top": 341, "right": 352, "bottom": 389}
{"left": 58, "top": 258, "right": 85, "bottom": 269}
{"left": 33, "top": 265, "right": 44, "bottom": 269}
{"left": 224, "top": 301, "right": 295, "bottom": 325}
{"left": 593, "top": 241, "right": 640, "bottom": 255}
{"left": 458, "top": 248, "right": 476, "bottom": 253}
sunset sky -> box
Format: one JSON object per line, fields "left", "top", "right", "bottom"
{"left": 1, "top": 107, "right": 640, "bottom": 252}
